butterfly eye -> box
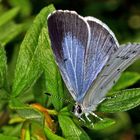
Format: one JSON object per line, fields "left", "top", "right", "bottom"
{"left": 77, "top": 105, "right": 82, "bottom": 114}
{"left": 72, "top": 105, "right": 82, "bottom": 114}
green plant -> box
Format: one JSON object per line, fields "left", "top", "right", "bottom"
{"left": 0, "top": 2, "right": 140, "bottom": 140}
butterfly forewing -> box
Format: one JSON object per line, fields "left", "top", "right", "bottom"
{"left": 83, "top": 43, "right": 140, "bottom": 111}
{"left": 48, "top": 10, "right": 119, "bottom": 102}
{"left": 48, "top": 11, "right": 89, "bottom": 100}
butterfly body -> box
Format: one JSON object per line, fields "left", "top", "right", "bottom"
{"left": 47, "top": 10, "right": 140, "bottom": 118}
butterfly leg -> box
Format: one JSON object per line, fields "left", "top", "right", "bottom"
{"left": 90, "top": 112, "right": 103, "bottom": 121}
{"left": 79, "top": 117, "right": 86, "bottom": 123}
{"left": 85, "top": 113, "right": 94, "bottom": 126}
{"left": 85, "top": 113, "right": 91, "bottom": 122}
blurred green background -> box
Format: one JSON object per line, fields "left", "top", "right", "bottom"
{"left": 2, "top": 0, "right": 140, "bottom": 43}
{"left": 0, "top": 0, "right": 140, "bottom": 140}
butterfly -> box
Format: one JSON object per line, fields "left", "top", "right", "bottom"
{"left": 47, "top": 10, "right": 140, "bottom": 119}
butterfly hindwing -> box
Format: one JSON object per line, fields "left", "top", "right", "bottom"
{"left": 83, "top": 43, "right": 140, "bottom": 111}
{"left": 82, "top": 17, "right": 119, "bottom": 97}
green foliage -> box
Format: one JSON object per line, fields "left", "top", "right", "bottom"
{"left": 0, "top": 7, "right": 27, "bottom": 47}
{"left": 112, "top": 71, "right": 140, "bottom": 90}
{"left": 44, "top": 127, "right": 66, "bottom": 140}
{"left": 0, "top": 46, "right": 7, "bottom": 89}
{"left": 0, "top": 7, "right": 19, "bottom": 27}
{"left": 93, "top": 118, "right": 116, "bottom": 130}
{"left": 98, "top": 88, "right": 140, "bottom": 112}
{"left": 38, "top": 27, "right": 64, "bottom": 111}
{"left": 9, "top": 98, "right": 44, "bottom": 125}
{"left": 12, "top": 5, "right": 55, "bottom": 97}
{"left": 0, "top": 134, "right": 19, "bottom": 140}
{"left": 0, "top": 22, "right": 26, "bottom": 47}
{"left": 58, "top": 108, "right": 90, "bottom": 140}
{"left": 0, "top": 1, "right": 140, "bottom": 140}
{"left": 8, "top": 0, "right": 32, "bottom": 17}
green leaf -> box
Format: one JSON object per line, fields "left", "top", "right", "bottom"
{"left": 0, "top": 134, "right": 19, "bottom": 140}
{"left": 44, "top": 127, "right": 66, "bottom": 140}
{"left": 58, "top": 108, "right": 90, "bottom": 140}
{"left": 33, "top": 73, "right": 48, "bottom": 106}
{"left": 92, "top": 118, "right": 115, "bottom": 130}
{"left": 9, "top": 98, "right": 44, "bottom": 125}
{"left": 0, "top": 22, "right": 26, "bottom": 47}
{"left": 39, "top": 27, "right": 64, "bottom": 111}
{"left": 2, "top": 124, "right": 22, "bottom": 137}
{"left": 97, "top": 113, "right": 130, "bottom": 136}
{"left": 9, "top": 0, "right": 32, "bottom": 17}
{"left": 0, "top": 46, "right": 8, "bottom": 89}
{"left": 0, "top": 7, "right": 19, "bottom": 27}
{"left": 12, "top": 4, "right": 55, "bottom": 97}
{"left": 0, "top": 5, "right": 6, "bottom": 16}
{"left": 22, "top": 121, "right": 31, "bottom": 140}
{"left": 7, "top": 44, "right": 20, "bottom": 86}
{"left": 98, "top": 88, "right": 140, "bottom": 112}
{"left": 0, "top": 89, "right": 9, "bottom": 100}
{"left": 112, "top": 72, "right": 140, "bottom": 91}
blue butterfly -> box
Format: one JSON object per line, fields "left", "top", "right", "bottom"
{"left": 47, "top": 10, "right": 140, "bottom": 119}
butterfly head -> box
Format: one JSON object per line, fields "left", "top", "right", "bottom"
{"left": 72, "top": 103, "right": 84, "bottom": 118}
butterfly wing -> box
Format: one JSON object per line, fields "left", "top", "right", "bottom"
{"left": 82, "top": 17, "right": 118, "bottom": 98}
{"left": 47, "top": 10, "right": 118, "bottom": 101}
{"left": 82, "top": 43, "right": 140, "bottom": 112}
{"left": 48, "top": 10, "right": 89, "bottom": 100}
